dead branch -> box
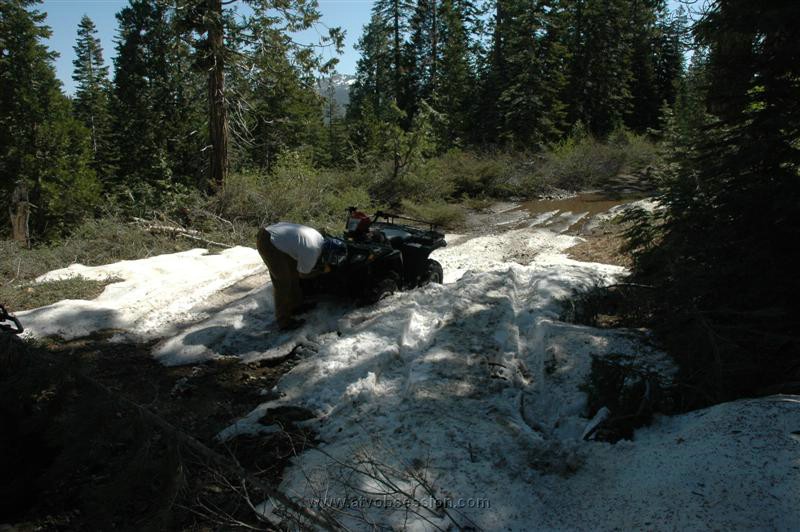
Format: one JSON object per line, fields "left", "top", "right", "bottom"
{"left": 130, "top": 218, "right": 232, "bottom": 249}
{"left": 306, "top": 443, "right": 469, "bottom": 531}
{"left": 200, "top": 209, "right": 236, "bottom": 231}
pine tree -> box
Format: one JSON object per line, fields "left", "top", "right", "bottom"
{"left": 229, "top": 37, "right": 325, "bottom": 172}
{"left": 347, "top": 14, "right": 395, "bottom": 154}
{"left": 626, "top": 1, "right": 660, "bottom": 133}
{"left": 434, "top": 0, "right": 475, "bottom": 146}
{"left": 626, "top": 1, "right": 685, "bottom": 133}
{"left": 408, "top": 0, "right": 441, "bottom": 103}
{"left": 72, "top": 14, "right": 114, "bottom": 180}
{"left": 564, "top": 0, "right": 635, "bottom": 137}
{"left": 0, "top": 0, "right": 100, "bottom": 242}
{"left": 672, "top": 49, "right": 709, "bottom": 136}
{"left": 475, "top": 0, "right": 569, "bottom": 146}
{"left": 635, "top": 0, "right": 800, "bottom": 400}
{"left": 474, "top": 0, "right": 510, "bottom": 145}
{"left": 495, "top": 0, "right": 568, "bottom": 147}
{"left": 321, "top": 78, "right": 348, "bottom": 166}
{"left": 374, "top": 0, "right": 414, "bottom": 103}
{"left": 112, "top": 0, "right": 205, "bottom": 192}
{"left": 652, "top": 6, "right": 685, "bottom": 118}
{"left": 173, "top": 0, "right": 342, "bottom": 190}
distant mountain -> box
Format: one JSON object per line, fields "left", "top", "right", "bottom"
{"left": 317, "top": 74, "right": 356, "bottom": 116}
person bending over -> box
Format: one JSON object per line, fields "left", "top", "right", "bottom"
{"left": 256, "top": 222, "right": 342, "bottom": 330}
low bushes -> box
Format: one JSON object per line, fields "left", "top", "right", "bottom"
{"left": 534, "top": 128, "right": 658, "bottom": 191}
{"left": 400, "top": 200, "right": 466, "bottom": 229}
{"left": 540, "top": 136, "right": 626, "bottom": 189}
{"left": 419, "top": 150, "right": 518, "bottom": 199}
{"left": 0, "top": 277, "right": 116, "bottom": 311}
{"left": 215, "top": 154, "right": 372, "bottom": 233}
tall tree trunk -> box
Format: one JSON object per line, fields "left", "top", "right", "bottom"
{"left": 328, "top": 86, "right": 336, "bottom": 161}
{"left": 9, "top": 181, "right": 31, "bottom": 248}
{"left": 207, "top": 0, "right": 228, "bottom": 191}
{"left": 88, "top": 48, "right": 98, "bottom": 155}
{"left": 430, "top": 0, "right": 438, "bottom": 90}
{"left": 493, "top": 0, "right": 505, "bottom": 79}
{"left": 393, "top": 0, "right": 401, "bottom": 100}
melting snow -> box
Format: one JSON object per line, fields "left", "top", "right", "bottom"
{"left": 19, "top": 247, "right": 265, "bottom": 342}
{"left": 17, "top": 201, "right": 800, "bottom": 530}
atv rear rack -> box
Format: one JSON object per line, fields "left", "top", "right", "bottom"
{"left": 372, "top": 210, "right": 440, "bottom": 232}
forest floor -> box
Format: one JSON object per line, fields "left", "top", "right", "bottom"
{"left": 3, "top": 180, "right": 798, "bottom": 530}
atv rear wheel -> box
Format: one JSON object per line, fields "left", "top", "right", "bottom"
{"left": 421, "top": 259, "right": 443, "bottom": 285}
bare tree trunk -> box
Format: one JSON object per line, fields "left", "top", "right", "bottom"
{"left": 393, "top": 0, "right": 401, "bottom": 99}
{"left": 9, "top": 181, "right": 31, "bottom": 248}
{"left": 493, "top": 0, "right": 505, "bottom": 78}
{"left": 88, "top": 48, "right": 98, "bottom": 155}
{"left": 207, "top": 0, "right": 228, "bottom": 192}
{"left": 430, "top": 0, "right": 438, "bottom": 90}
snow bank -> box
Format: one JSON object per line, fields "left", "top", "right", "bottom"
{"left": 219, "top": 258, "right": 800, "bottom": 529}
{"left": 214, "top": 252, "right": 689, "bottom": 529}
{"left": 204, "top": 221, "right": 796, "bottom": 530}
{"left": 156, "top": 226, "right": 602, "bottom": 365}
{"left": 18, "top": 246, "right": 265, "bottom": 342}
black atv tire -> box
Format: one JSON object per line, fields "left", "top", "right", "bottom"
{"left": 364, "top": 272, "right": 399, "bottom": 304}
{"left": 421, "top": 259, "right": 443, "bottom": 285}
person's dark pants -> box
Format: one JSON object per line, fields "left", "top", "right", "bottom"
{"left": 256, "top": 228, "right": 302, "bottom": 328}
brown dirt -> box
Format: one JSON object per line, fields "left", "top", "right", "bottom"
{"left": 565, "top": 225, "right": 633, "bottom": 268}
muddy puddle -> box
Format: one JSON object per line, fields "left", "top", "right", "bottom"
{"left": 515, "top": 191, "right": 648, "bottom": 234}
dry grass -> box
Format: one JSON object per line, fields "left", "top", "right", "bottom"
{"left": 0, "top": 277, "right": 121, "bottom": 312}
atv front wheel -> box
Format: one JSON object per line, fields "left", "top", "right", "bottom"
{"left": 364, "top": 273, "right": 399, "bottom": 304}
{"left": 421, "top": 259, "right": 443, "bottom": 285}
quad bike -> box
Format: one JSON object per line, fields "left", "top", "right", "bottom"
{"left": 299, "top": 208, "right": 446, "bottom": 304}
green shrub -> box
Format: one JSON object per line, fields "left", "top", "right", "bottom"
{"left": 400, "top": 200, "right": 466, "bottom": 229}
{"left": 612, "top": 129, "right": 659, "bottom": 173}
{"left": 534, "top": 128, "right": 658, "bottom": 191}
{"left": 392, "top": 164, "right": 457, "bottom": 204}
{"left": 541, "top": 136, "right": 624, "bottom": 189}
{"left": 418, "top": 149, "right": 519, "bottom": 199}
{"left": 263, "top": 153, "right": 372, "bottom": 232}
{"left": 215, "top": 152, "right": 372, "bottom": 233}
{"left": 212, "top": 170, "right": 270, "bottom": 223}
{"left": 460, "top": 194, "right": 495, "bottom": 212}
{"left": 107, "top": 178, "right": 204, "bottom": 221}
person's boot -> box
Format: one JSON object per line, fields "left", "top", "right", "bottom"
{"left": 294, "top": 302, "right": 317, "bottom": 315}
{"left": 278, "top": 317, "right": 305, "bottom": 331}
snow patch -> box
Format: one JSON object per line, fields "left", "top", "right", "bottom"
{"left": 19, "top": 246, "right": 265, "bottom": 342}
{"left": 431, "top": 227, "right": 586, "bottom": 283}
{"left": 586, "top": 198, "right": 662, "bottom": 231}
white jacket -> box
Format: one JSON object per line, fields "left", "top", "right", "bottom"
{"left": 265, "top": 222, "right": 324, "bottom": 274}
